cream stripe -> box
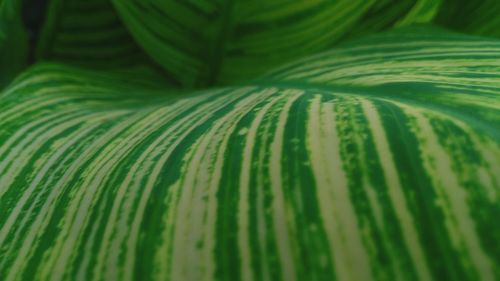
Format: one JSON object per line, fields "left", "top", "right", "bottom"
{"left": 168, "top": 88, "right": 258, "bottom": 281}
{"left": 308, "top": 96, "right": 374, "bottom": 281}
{"left": 0, "top": 110, "right": 81, "bottom": 187}
{"left": 199, "top": 89, "right": 277, "bottom": 281}
{"left": 42, "top": 108, "right": 168, "bottom": 281}
{"left": 0, "top": 112, "right": 105, "bottom": 246}
{"left": 411, "top": 107, "right": 496, "bottom": 281}
{"left": 238, "top": 89, "right": 281, "bottom": 281}
{"left": 362, "top": 99, "right": 432, "bottom": 281}
{"left": 269, "top": 90, "right": 302, "bottom": 281}
{"left": 96, "top": 99, "right": 200, "bottom": 281}
{"left": 86, "top": 101, "right": 200, "bottom": 281}
{"left": 2, "top": 121, "right": 104, "bottom": 281}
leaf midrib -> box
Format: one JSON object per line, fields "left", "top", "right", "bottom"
{"left": 203, "top": 0, "right": 235, "bottom": 87}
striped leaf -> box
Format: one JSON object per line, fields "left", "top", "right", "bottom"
{"left": 0, "top": 26, "right": 499, "bottom": 281}
{"left": 0, "top": 0, "right": 29, "bottom": 86}
{"left": 0, "top": 0, "right": 165, "bottom": 88}
{"left": 34, "top": 0, "right": 148, "bottom": 68}
{"left": 110, "top": 0, "right": 445, "bottom": 87}
{"left": 2, "top": 0, "right": 500, "bottom": 88}
{"left": 436, "top": 0, "right": 500, "bottom": 38}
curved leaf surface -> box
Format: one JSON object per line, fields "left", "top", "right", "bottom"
{"left": 1, "top": 27, "right": 499, "bottom": 281}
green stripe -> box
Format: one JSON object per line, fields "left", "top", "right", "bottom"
{"left": 0, "top": 26, "right": 499, "bottom": 281}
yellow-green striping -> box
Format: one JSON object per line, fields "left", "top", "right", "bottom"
{"left": 109, "top": 0, "right": 450, "bottom": 87}
{"left": 1, "top": 27, "right": 500, "bottom": 281}
{"left": 35, "top": 0, "right": 149, "bottom": 69}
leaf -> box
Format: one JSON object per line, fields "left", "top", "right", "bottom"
{"left": 1, "top": 26, "right": 499, "bottom": 281}
{"left": 111, "top": 0, "right": 450, "bottom": 87}
{"left": 0, "top": 0, "right": 170, "bottom": 88}
{"left": 0, "top": 0, "right": 475, "bottom": 89}
{"left": 436, "top": 0, "right": 500, "bottom": 38}
{"left": 3, "top": 0, "right": 500, "bottom": 89}
{"left": 34, "top": 0, "right": 146, "bottom": 67}
{"left": 0, "top": 0, "right": 29, "bottom": 87}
